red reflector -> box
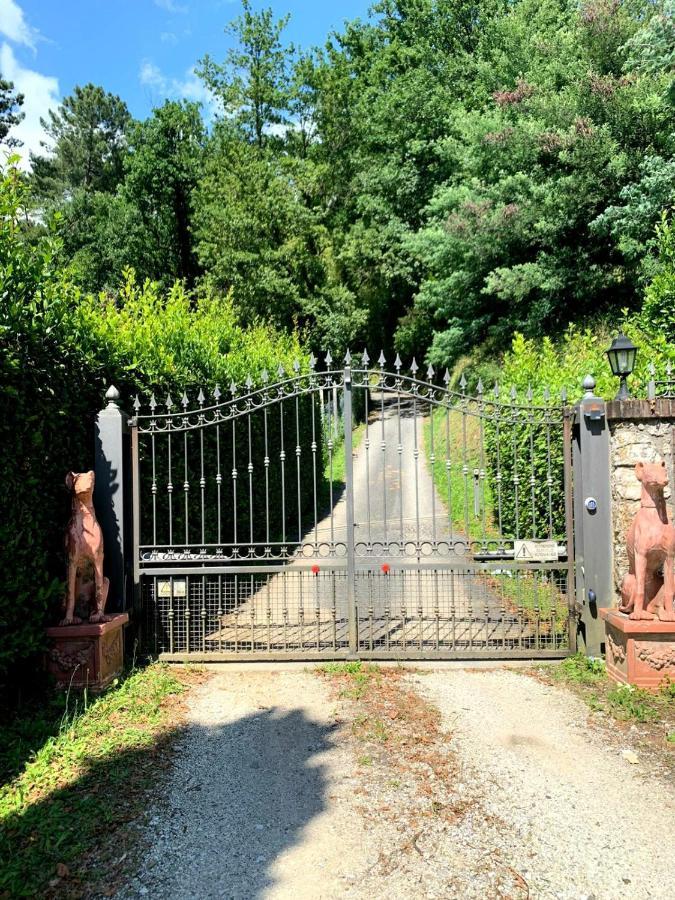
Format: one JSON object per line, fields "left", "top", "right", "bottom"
{"left": 381, "top": 563, "right": 390, "bottom": 574}
{"left": 311, "top": 564, "right": 320, "bottom": 575}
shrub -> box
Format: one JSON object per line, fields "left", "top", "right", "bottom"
{"left": 0, "top": 161, "right": 311, "bottom": 684}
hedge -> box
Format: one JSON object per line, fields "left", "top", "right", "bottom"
{"left": 0, "top": 162, "right": 310, "bottom": 684}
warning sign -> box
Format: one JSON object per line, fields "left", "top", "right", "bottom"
{"left": 513, "top": 540, "right": 560, "bottom": 562}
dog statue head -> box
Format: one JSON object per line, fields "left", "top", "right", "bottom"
{"left": 65, "top": 470, "right": 96, "bottom": 500}
{"left": 635, "top": 461, "right": 668, "bottom": 490}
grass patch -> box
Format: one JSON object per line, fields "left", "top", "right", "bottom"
{"left": 424, "top": 408, "right": 496, "bottom": 542}
{"left": 539, "top": 653, "right": 675, "bottom": 740}
{"left": 325, "top": 421, "right": 367, "bottom": 489}
{"left": 0, "top": 663, "right": 203, "bottom": 897}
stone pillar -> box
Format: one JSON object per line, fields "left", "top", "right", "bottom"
{"left": 94, "top": 386, "right": 130, "bottom": 612}
{"left": 606, "top": 398, "right": 675, "bottom": 599}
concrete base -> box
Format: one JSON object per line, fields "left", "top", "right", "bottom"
{"left": 45, "top": 612, "right": 129, "bottom": 692}
{"left": 600, "top": 608, "right": 675, "bottom": 690}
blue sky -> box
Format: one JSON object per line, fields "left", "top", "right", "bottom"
{"left": 0, "top": 0, "right": 370, "bottom": 164}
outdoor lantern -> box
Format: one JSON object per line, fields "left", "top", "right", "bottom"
{"left": 606, "top": 333, "right": 638, "bottom": 400}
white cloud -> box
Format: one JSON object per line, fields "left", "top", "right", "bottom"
{"left": 139, "top": 59, "right": 218, "bottom": 121}
{"left": 160, "top": 31, "right": 178, "bottom": 45}
{"left": 0, "top": 0, "right": 38, "bottom": 49}
{"left": 1, "top": 42, "right": 59, "bottom": 167}
{"left": 154, "top": 0, "right": 188, "bottom": 13}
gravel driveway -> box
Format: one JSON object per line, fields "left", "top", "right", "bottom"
{"left": 119, "top": 665, "right": 675, "bottom": 900}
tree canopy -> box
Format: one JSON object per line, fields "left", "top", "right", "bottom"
{"left": 23, "top": 0, "right": 675, "bottom": 364}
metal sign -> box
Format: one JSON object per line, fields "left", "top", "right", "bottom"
{"left": 514, "top": 540, "right": 560, "bottom": 562}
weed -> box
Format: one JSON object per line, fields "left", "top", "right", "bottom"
{"left": 358, "top": 755, "right": 373, "bottom": 766}
{"left": 553, "top": 653, "right": 606, "bottom": 685}
{"left": 607, "top": 684, "right": 660, "bottom": 722}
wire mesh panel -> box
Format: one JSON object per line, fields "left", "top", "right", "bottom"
{"left": 142, "top": 569, "right": 350, "bottom": 657}
{"left": 133, "top": 355, "right": 576, "bottom": 659}
{"left": 354, "top": 566, "right": 570, "bottom": 657}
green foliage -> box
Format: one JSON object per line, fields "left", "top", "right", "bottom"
{"left": 0, "top": 160, "right": 310, "bottom": 679}
{"left": 640, "top": 215, "right": 675, "bottom": 341}
{"left": 0, "top": 76, "right": 24, "bottom": 148}
{"left": 31, "top": 83, "right": 131, "bottom": 196}
{"left": 0, "top": 664, "right": 187, "bottom": 896}
{"left": 197, "top": 0, "right": 293, "bottom": 149}
{"left": 0, "top": 161, "right": 102, "bottom": 680}
{"left": 555, "top": 653, "right": 607, "bottom": 685}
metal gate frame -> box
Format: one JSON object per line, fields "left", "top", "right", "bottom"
{"left": 127, "top": 357, "right": 577, "bottom": 660}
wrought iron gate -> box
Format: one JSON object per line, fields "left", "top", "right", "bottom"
{"left": 132, "top": 355, "right": 576, "bottom": 660}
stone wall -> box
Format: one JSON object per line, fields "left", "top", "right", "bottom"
{"left": 607, "top": 400, "right": 675, "bottom": 596}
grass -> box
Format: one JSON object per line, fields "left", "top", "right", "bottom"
{"left": 325, "top": 421, "right": 367, "bottom": 489}
{"left": 423, "top": 407, "right": 569, "bottom": 633}
{"left": 424, "top": 407, "right": 496, "bottom": 542}
{"left": 0, "top": 663, "right": 202, "bottom": 897}
{"left": 540, "top": 653, "right": 675, "bottom": 740}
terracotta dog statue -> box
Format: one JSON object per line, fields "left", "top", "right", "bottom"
{"left": 62, "top": 470, "right": 109, "bottom": 626}
{"left": 619, "top": 461, "right": 675, "bottom": 622}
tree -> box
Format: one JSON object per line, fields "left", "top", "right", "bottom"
{"left": 31, "top": 83, "right": 131, "bottom": 198}
{"left": 123, "top": 100, "right": 205, "bottom": 285}
{"left": 0, "top": 76, "right": 24, "bottom": 148}
{"left": 197, "top": 0, "right": 293, "bottom": 148}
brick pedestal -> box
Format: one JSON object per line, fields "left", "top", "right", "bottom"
{"left": 45, "top": 612, "right": 129, "bottom": 692}
{"left": 600, "top": 608, "right": 675, "bottom": 690}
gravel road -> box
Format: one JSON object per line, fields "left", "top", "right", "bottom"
{"left": 415, "top": 668, "right": 675, "bottom": 900}
{"left": 119, "top": 670, "right": 376, "bottom": 900}
{"left": 119, "top": 666, "right": 675, "bottom": 900}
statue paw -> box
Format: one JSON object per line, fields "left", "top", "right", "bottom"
{"left": 88, "top": 612, "right": 107, "bottom": 624}
{"left": 656, "top": 608, "right": 675, "bottom": 622}
{"left": 629, "top": 610, "right": 655, "bottom": 621}
{"left": 59, "top": 615, "right": 82, "bottom": 627}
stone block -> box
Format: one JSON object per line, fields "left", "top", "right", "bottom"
{"left": 45, "top": 612, "right": 129, "bottom": 692}
{"left": 600, "top": 608, "right": 675, "bottom": 690}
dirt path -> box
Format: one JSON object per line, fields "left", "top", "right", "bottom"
{"left": 120, "top": 670, "right": 377, "bottom": 899}
{"left": 416, "top": 668, "right": 675, "bottom": 900}
{"left": 119, "top": 666, "right": 675, "bottom": 900}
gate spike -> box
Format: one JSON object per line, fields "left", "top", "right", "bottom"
{"left": 477, "top": 378, "right": 484, "bottom": 396}
{"left": 245, "top": 375, "right": 253, "bottom": 391}
{"left": 213, "top": 384, "right": 221, "bottom": 401}
{"left": 410, "top": 357, "right": 419, "bottom": 375}
{"left": 493, "top": 381, "right": 499, "bottom": 399}
{"left": 561, "top": 386, "right": 568, "bottom": 403}
{"left": 133, "top": 395, "right": 141, "bottom": 413}
{"left": 149, "top": 394, "right": 157, "bottom": 411}
{"left": 293, "top": 359, "right": 300, "bottom": 373}
{"left": 526, "top": 384, "right": 533, "bottom": 402}
{"left": 261, "top": 369, "right": 269, "bottom": 384}
{"left": 443, "top": 369, "right": 450, "bottom": 385}
{"left": 165, "top": 393, "right": 173, "bottom": 411}
{"left": 344, "top": 348, "right": 352, "bottom": 365}
{"left": 426, "top": 363, "right": 435, "bottom": 381}
{"left": 230, "top": 380, "right": 238, "bottom": 396}
{"left": 325, "top": 350, "right": 333, "bottom": 367}
{"left": 459, "top": 373, "right": 467, "bottom": 391}
{"left": 378, "top": 350, "right": 386, "bottom": 368}
{"left": 277, "top": 363, "right": 285, "bottom": 379}
{"left": 510, "top": 386, "right": 517, "bottom": 402}
{"left": 362, "top": 349, "right": 370, "bottom": 367}
{"left": 181, "top": 391, "right": 189, "bottom": 410}
{"left": 309, "top": 353, "right": 316, "bottom": 370}
{"left": 648, "top": 361, "right": 655, "bottom": 376}
{"left": 197, "top": 388, "right": 205, "bottom": 406}
{"left": 394, "top": 353, "right": 402, "bottom": 371}
{"left": 543, "top": 385, "right": 550, "bottom": 403}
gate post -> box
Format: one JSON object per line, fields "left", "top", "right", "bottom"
{"left": 94, "top": 385, "right": 130, "bottom": 612}
{"left": 574, "top": 375, "right": 613, "bottom": 655}
{"left": 343, "top": 364, "right": 358, "bottom": 655}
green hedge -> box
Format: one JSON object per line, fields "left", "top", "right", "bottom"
{"left": 0, "top": 162, "right": 310, "bottom": 683}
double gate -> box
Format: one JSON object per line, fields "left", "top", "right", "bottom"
{"left": 131, "top": 356, "right": 576, "bottom": 659}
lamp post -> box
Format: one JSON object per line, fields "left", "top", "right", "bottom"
{"left": 606, "top": 333, "right": 637, "bottom": 400}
